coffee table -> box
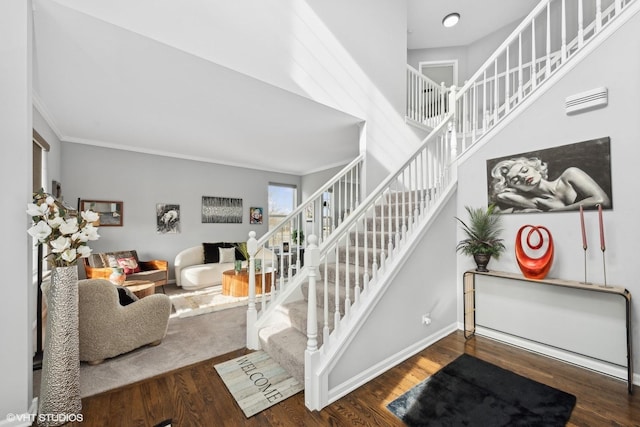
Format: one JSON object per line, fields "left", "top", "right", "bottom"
{"left": 123, "top": 280, "right": 155, "bottom": 299}
{"left": 221, "top": 269, "right": 272, "bottom": 297}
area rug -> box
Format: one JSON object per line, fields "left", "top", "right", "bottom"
{"left": 387, "top": 353, "right": 576, "bottom": 427}
{"left": 214, "top": 350, "right": 303, "bottom": 417}
{"left": 34, "top": 305, "right": 247, "bottom": 398}
{"left": 170, "top": 285, "right": 261, "bottom": 318}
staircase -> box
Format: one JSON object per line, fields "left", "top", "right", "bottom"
{"left": 248, "top": 0, "right": 640, "bottom": 411}
{"left": 258, "top": 193, "right": 410, "bottom": 384}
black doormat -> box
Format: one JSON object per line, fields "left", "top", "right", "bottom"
{"left": 387, "top": 354, "right": 576, "bottom": 427}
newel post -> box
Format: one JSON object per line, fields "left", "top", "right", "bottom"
{"left": 305, "top": 234, "right": 325, "bottom": 410}
{"left": 246, "top": 231, "right": 259, "bottom": 349}
{"left": 305, "top": 235, "right": 319, "bottom": 352}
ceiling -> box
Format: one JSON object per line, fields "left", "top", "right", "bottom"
{"left": 407, "top": 0, "right": 539, "bottom": 50}
{"left": 32, "top": 1, "right": 538, "bottom": 176}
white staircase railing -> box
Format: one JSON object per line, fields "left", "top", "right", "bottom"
{"left": 304, "top": 116, "right": 457, "bottom": 409}
{"left": 451, "top": 0, "right": 633, "bottom": 153}
{"left": 246, "top": 154, "right": 364, "bottom": 349}
{"left": 406, "top": 65, "right": 450, "bottom": 129}
{"left": 302, "top": 0, "right": 638, "bottom": 410}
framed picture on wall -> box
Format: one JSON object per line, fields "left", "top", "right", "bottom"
{"left": 80, "top": 199, "right": 123, "bottom": 226}
{"left": 250, "top": 207, "right": 263, "bottom": 224}
{"left": 486, "top": 137, "right": 612, "bottom": 214}
{"left": 156, "top": 203, "right": 180, "bottom": 234}
{"left": 202, "top": 196, "right": 243, "bottom": 223}
{"left": 305, "top": 203, "right": 314, "bottom": 222}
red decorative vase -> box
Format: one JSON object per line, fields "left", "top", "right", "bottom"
{"left": 515, "top": 225, "right": 554, "bottom": 280}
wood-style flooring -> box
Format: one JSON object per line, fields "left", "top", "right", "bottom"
{"left": 64, "top": 331, "right": 639, "bottom": 426}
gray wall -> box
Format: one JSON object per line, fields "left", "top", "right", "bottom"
{"left": 61, "top": 143, "right": 301, "bottom": 281}
{"left": 456, "top": 7, "right": 640, "bottom": 377}
{"left": 329, "top": 194, "right": 458, "bottom": 392}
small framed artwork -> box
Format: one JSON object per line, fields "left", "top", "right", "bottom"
{"left": 80, "top": 200, "right": 123, "bottom": 226}
{"left": 305, "top": 203, "right": 314, "bottom": 222}
{"left": 156, "top": 204, "right": 180, "bottom": 234}
{"left": 282, "top": 242, "right": 290, "bottom": 253}
{"left": 51, "top": 180, "right": 62, "bottom": 199}
{"left": 250, "top": 207, "right": 263, "bottom": 224}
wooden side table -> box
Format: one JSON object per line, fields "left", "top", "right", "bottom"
{"left": 221, "top": 269, "right": 272, "bottom": 297}
{"left": 123, "top": 280, "right": 155, "bottom": 299}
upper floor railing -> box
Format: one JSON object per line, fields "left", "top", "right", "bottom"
{"left": 451, "top": 0, "right": 633, "bottom": 153}
{"left": 406, "top": 65, "right": 449, "bottom": 129}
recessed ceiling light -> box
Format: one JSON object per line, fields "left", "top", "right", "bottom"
{"left": 442, "top": 12, "right": 460, "bottom": 28}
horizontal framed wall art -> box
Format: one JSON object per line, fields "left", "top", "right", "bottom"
{"left": 486, "top": 137, "right": 612, "bottom": 214}
{"left": 202, "top": 196, "right": 243, "bottom": 223}
{"left": 80, "top": 199, "right": 123, "bottom": 226}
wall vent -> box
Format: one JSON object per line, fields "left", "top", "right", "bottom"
{"left": 565, "top": 87, "right": 608, "bottom": 115}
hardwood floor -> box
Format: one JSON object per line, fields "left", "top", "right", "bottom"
{"left": 65, "top": 331, "right": 639, "bottom": 426}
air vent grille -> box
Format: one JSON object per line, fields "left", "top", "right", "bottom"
{"left": 565, "top": 87, "right": 608, "bottom": 115}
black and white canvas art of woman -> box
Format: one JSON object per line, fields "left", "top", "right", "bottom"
{"left": 486, "top": 137, "right": 612, "bottom": 213}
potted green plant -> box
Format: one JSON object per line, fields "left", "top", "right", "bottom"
{"left": 291, "top": 229, "right": 305, "bottom": 245}
{"left": 455, "top": 204, "right": 505, "bottom": 272}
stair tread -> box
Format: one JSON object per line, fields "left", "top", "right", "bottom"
{"left": 258, "top": 324, "right": 307, "bottom": 384}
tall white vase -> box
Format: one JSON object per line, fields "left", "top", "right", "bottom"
{"left": 38, "top": 265, "right": 82, "bottom": 426}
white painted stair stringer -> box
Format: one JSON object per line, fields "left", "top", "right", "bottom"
{"left": 306, "top": 181, "right": 457, "bottom": 408}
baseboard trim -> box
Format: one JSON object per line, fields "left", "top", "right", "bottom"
{"left": 326, "top": 322, "right": 458, "bottom": 405}
{"left": 474, "top": 326, "right": 637, "bottom": 386}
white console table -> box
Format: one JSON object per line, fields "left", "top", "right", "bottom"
{"left": 463, "top": 269, "right": 633, "bottom": 394}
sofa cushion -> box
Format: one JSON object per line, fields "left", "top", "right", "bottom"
{"left": 125, "top": 270, "right": 166, "bottom": 283}
{"left": 89, "top": 250, "right": 139, "bottom": 268}
{"left": 234, "top": 243, "right": 247, "bottom": 261}
{"left": 219, "top": 247, "right": 236, "bottom": 263}
{"left": 117, "top": 256, "right": 141, "bottom": 274}
{"left": 203, "top": 242, "right": 226, "bottom": 263}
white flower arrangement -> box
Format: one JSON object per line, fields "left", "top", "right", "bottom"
{"left": 27, "top": 189, "right": 100, "bottom": 267}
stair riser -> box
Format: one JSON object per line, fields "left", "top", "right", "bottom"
{"left": 301, "top": 281, "right": 356, "bottom": 315}
{"left": 337, "top": 246, "right": 389, "bottom": 268}
{"left": 347, "top": 231, "right": 393, "bottom": 249}
{"left": 385, "top": 190, "right": 435, "bottom": 203}
{"left": 365, "top": 217, "right": 407, "bottom": 232}
{"left": 323, "top": 262, "right": 372, "bottom": 285}
{"left": 373, "top": 202, "right": 419, "bottom": 217}
{"left": 273, "top": 302, "right": 335, "bottom": 346}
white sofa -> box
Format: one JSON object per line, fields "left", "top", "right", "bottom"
{"left": 174, "top": 244, "right": 275, "bottom": 290}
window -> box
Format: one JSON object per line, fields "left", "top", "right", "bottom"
{"left": 268, "top": 183, "right": 297, "bottom": 245}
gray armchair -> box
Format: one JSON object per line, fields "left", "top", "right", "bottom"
{"left": 77, "top": 279, "right": 171, "bottom": 364}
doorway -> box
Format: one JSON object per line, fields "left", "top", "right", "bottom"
{"left": 419, "top": 60, "right": 458, "bottom": 88}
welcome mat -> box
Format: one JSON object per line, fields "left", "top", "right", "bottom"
{"left": 170, "top": 285, "right": 257, "bottom": 318}
{"left": 214, "top": 350, "right": 303, "bottom": 417}
{"left": 387, "top": 353, "right": 576, "bottom": 427}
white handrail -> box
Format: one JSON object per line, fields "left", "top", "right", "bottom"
{"left": 451, "top": 0, "right": 630, "bottom": 153}
{"left": 406, "top": 65, "right": 450, "bottom": 128}
{"left": 246, "top": 153, "right": 364, "bottom": 349}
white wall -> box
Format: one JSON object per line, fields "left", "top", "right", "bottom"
{"left": 407, "top": 19, "right": 520, "bottom": 85}
{"left": 456, "top": 8, "right": 640, "bottom": 377}
{"left": 61, "top": 143, "right": 301, "bottom": 280}
{"left": 0, "top": 0, "right": 35, "bottom": 423}
{"left": 55, "top": 0, "right": 421, "bottom": 195}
